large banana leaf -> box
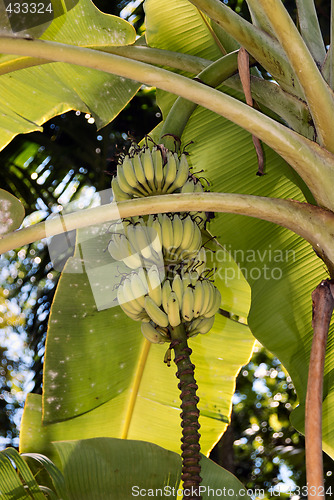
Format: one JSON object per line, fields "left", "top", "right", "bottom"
{"left": 1, "top": 439, "right": 251, "bottom": 499}
{"left": 53, "top": 438, "right": 250, "bottom": 500}
{"left": 20, "top": 435, "right": 251, "bottom": 500}
{"left": 29, "top": 221, "right": 254, "bottom": 457}
{"left": 0, "top": 0, "right": 140, "bottom": 151}
{"left": 144, "top": 0, "right": 334, "bottom": 458}
{"left": 0, "top": 188, "right": 25, "bottom": 234}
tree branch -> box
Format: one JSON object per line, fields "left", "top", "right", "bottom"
{"left": 1, "top": 193, "right": 334, "bottom": 275}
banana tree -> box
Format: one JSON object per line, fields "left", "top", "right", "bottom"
{"left": 0, "top": 0, "right": 333, "bottom": 497}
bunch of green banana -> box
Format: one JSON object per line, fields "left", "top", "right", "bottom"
{"left": 146, "top": 213, "right": 203, "bottom": 263}
{"left": 108, "top": 214, "right": 203, "bottom": 268}
{"left": 111, "top": 141, "right": 219, "bottom": 342}
{"left": 111, "top": 146, "right": 202, "bottom": 200}
{"left": 162, "top": 273, "right": 221, "bottom": 327}
{"left": 117, "top": 267, "right": 221, "bottom": 341}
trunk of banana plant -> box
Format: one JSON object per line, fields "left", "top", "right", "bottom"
{"left": 170, "top": 324, "right": 202, "bottom": 499}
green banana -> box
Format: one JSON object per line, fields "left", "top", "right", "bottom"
{"left": 181, "top": 179, "right": 196, "bottom": 193}
{"left": 189, "top": 271, "right": 200, "bottom": 287}
{"left": 203, "top": 281, "right": 216, "bottom": 316}
{"left": 108, "top": 233, "right": 141, "bottom": 269}
{"left": 137, "top": 267, "right": 148, "bottom": 290}
{"left": 117, "top": 283, "right": 143, "bottom": 320}
{"left": 147, "top": 265, "right": 162, "bottom": 306}
{"left": 144, "top": 295, "right": 169, "bottom": 327}
{"left": 125, "top": 224, "right": 140, "bottom": 253}
{"left": 167, "top": 291, "right": 181, "bottom": 327}
{"left": 111, "top": 177, "right": 131, "bottom": 201}
{"left": 172, "top": 274, "right": 183, "bottom": 305}
{"left": 182, "top": 286, "right": 194, "bottom": 322}
{"left": 132, "top": 153, "right": 150, "bottom": 194}
{"left": 198, "top": 315, "right": 215, "bottom": 333}
{"left": 122, "top": 278, "right": 144, "bottom": 313}
{"left": 142, "top": 148, "right": 155, "bottom": 191}
{"left": 148, "top": 224, "right": 162, "bottom": 256}
{"left": 194, "top": 181, "right": 204, "bottom": 192}
{"left": 130, "top": 272, "right": 148, "bottom": 308}
{"left": 193, "top": 280, "right": 204, "bottom": 318}
{"left": 188, "top": 315, "right": 215, "bottom": 336}
{"left": 166, "top": 153, "right": 189, "bottom": 193}
{"left": 152, "top": 147, "right": 164, "bottom": 191}
{"left": 171, "top": 214, "right": 184, "bottom": 251}
{"left": 150, "top": 217, "right": 163, "bottom": 250}
{"left": 162, "top": 152, "right": 177, "bottom": 193}
{"left": 161, "top": 214, "right": 174, "bottom": 256}
{"left": 117, "top": 162, "right": 134, "bottom": 195}
{"left": 122, "top": 155, "right": 146, "bottom": 195}
{"left": 181, "top": 216, "right": 196, "bottom": 252}
{"left": 121, "top": 235, "right": 142, "bottom": 269}
{"left": 119, "top": 304, "right": 143, "bottom": 321}
{"left": 134, "top": 225, "right": 152, "bottom": 260}
{"left": 200, "top": 280, "right": 212, "bottom": 316}
{"left": 187, "top": 223, "right": 202, "bottom": 257}
{"left": 204, "top": 287, "right": 221, "bottom": 318}
{"left": 162, "top": 279, "right": 172, "bottom": 313}
{"left": 141, "top": 322, "right": 168, "bottom": 344}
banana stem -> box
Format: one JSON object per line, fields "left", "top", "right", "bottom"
{"left": 159, "top": 51, "right": 241, "bottom": 147}
{"left": 186, "top": 0, "right": 302, "bottom": 96}
{"left": 255, "top": 0, "right": 334, "bottom": 153}
{"left": 170, "top": 324, "right": 202, "bottom": 499}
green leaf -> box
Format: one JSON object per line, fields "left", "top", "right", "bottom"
{"left": 27, "top": 437, "right": 250, "bottom": 500}
{"left": 22, "top": 453, "right": 68, "bottom": 500}
{"left": 1, "top": 448, "right": 46, "bottom": 500}
{"left": 199, "top": 455, "right": 251, "bottom": 500}
{"left": 145, "top": 0, "right": 222, "bottom": 61}
{"left": 53, "top": 438, "right": 181, "bottom": 500}
{"left": 145, "top": 0, "right": 222, "bottom": 121}
{"left": 0, "top": 188, "right": 25, "bottom": 234}
{"left": 0, "top": 0, "right": 140, "bottom": 151}
{"left": 0, "top": 448, "right": 43, "bottom": 499}
{"left": 21, "top": 223, "right": 254, "bottom": 458}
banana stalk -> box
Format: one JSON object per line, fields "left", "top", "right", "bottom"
{"left": 169, "top": 323, "right": 202, "bottom": 499}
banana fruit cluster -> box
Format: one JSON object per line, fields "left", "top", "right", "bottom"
{"left": 111, "top": 142, "right": 220, "bottom": 344}
{"left": 111, "top": 146, "right": 203, "bottom": 201}
{"left": 117, "top": 266, "right": 221, "bottom": 342}
{"left": 108, "top": 214, "right": 203, "bottom": 268}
